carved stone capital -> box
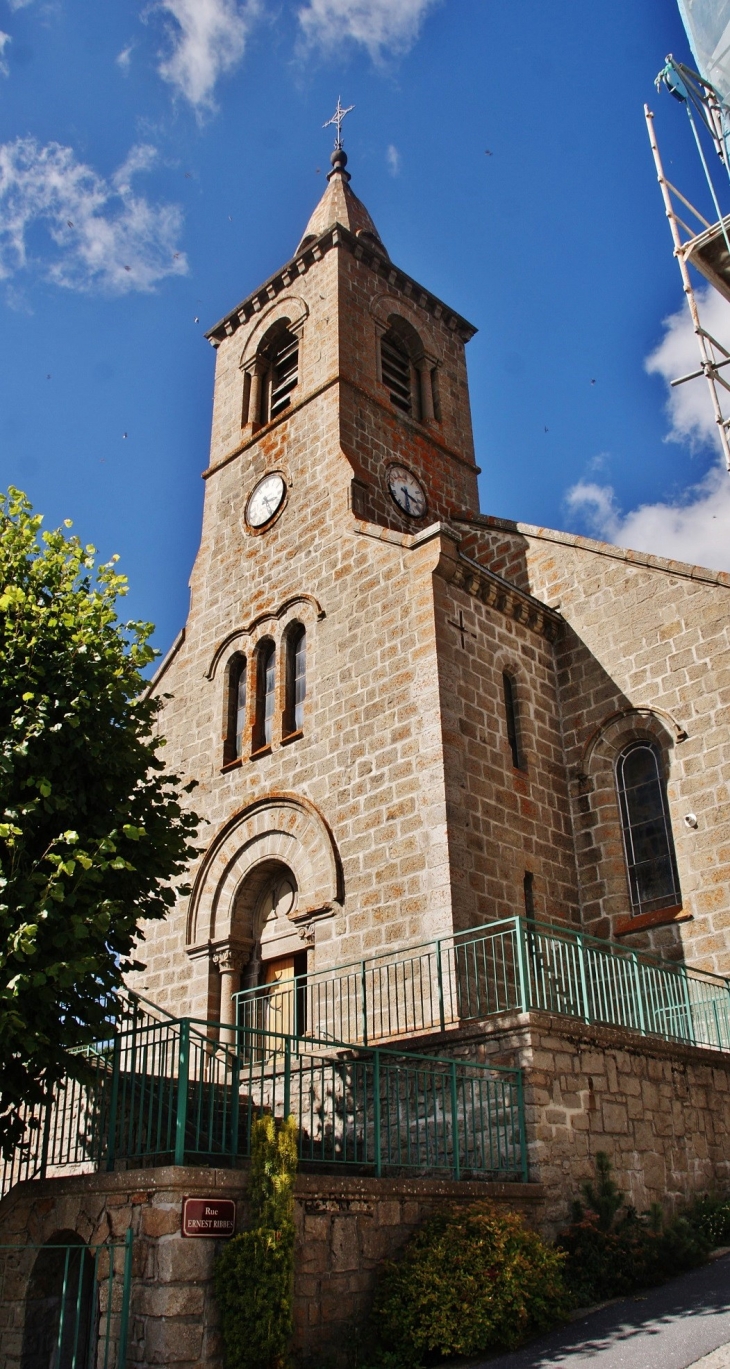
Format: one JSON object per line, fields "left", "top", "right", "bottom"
{"left": 212, "top": 941, "right": 250, "bottom": 974}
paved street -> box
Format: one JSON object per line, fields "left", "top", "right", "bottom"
{"left": 461, "top": 1254, "right": 730, "bottom": 1369}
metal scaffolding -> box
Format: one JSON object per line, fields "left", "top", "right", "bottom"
{"left": 645, "top": 103, "right": 730, "bottom": 470}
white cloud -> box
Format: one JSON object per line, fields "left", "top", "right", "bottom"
{"left": 117, "top": 43, "right": 134, "bottom": 73}
{"left": 0, "top": 137, "right": 188, "bottom": 294}
{"left": 0, "top": 32, "right": 10, "bottom": 76}
{"left": 565, "top": 467, "right": 730, "bottom": 573}
{"left": 645, "top": 284, "right": 730, "bottom": 449}
{"left": 155, "top": 0, "right": 259, "bottom": 111}
{"left": 386, "top": 144, "right": 400, "bottom": 177}
{"left": 7, "top": 0, "right": 36, "bottom": 9}
{"left": 298, "top": 0, "right": 439, "bottom": 62}
{"left": 563, "top": 288, "right": 730, "bottom": 573}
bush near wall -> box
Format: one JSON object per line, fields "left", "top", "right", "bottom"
{"left": 214, "top": 1115, "right": 298, "bottom": 1369}
{"left": 556, "top": 1152, "right": 711, "bottom": 1308}
{"left": 364, "top": 1202, "right": 570, "bottom": 1368}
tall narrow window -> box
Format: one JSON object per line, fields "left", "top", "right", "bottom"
{"left": 284, "top": 624, "right": 306, "bottom": 735}
{"left": 224, "top": 654, "right": 247, "bottom": 763}
{"left": 523, "top": 871, "right": 535, "bottom": 921}
{"left": 502, "top": 671, "right": 522, "bottom": 770}
{"left": 616, "top": 742, "right": 681, "bottom": 917}
{"left": 234, "top": 660, "right": 247, "bottom": 757}
{"left": 268, "top": 330, "right": 299, "bottom": 420}
{"left": 255, "top": 641, "right": 276, "bottom": 749}
{"left": 381, "top": 328, "right": 413, "bottom": 414}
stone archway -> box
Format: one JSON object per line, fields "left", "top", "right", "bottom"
{"left": 186, "top": 795, "right": 342, "bottom": 1025}
{"left": 21, "top": 1231, "right": 95, "bottom": 1369}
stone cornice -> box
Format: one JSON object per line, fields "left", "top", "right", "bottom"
{"left": 446, "top": 549, "right": 563, "bottom": 644}
{"left": 205, "top": 224, "right": 477, "bottom": 348}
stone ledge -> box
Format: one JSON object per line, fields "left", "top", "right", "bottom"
{"left": 395, "top": 1009, "right": 730, "bottom": 1070}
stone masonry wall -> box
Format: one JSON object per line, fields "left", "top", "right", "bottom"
{"left": 454, "top": 1010, "right": 730, "bottom": 1234}
{"left": 433, "top": 567, "right": 579, "bottom": 934}
{"left": 458, "top": 515, "right": 730, "bottom": 972}
{"left": 0, "top": 1168, "right": 543, "bottom": 1368}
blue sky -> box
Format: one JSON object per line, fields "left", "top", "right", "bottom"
{"left": 1, "top": 0, "right": 729, "bottom": 659}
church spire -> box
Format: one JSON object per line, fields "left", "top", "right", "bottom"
{"left": 296, "top": 101, "right": 389, "bottom": 259}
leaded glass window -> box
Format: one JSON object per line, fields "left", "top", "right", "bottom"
{"left": 263, "top": 644, "right": 276, "bottom": 746}
{"left": 234, "top": 660, "right": 247, "bottom": 758}
{"left": 616, "top": 741, "right": 681, "bottom": 917}
{"left": 293, "top": 627, "right": 306, "bottom": 731}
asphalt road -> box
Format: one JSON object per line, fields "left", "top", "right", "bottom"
{"left": 460, "top": 1253, "right": 730, "bottom": 1369}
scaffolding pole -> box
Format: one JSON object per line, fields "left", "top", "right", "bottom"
{"left": 645, "top": 103, "right": 730, "bottom": 472}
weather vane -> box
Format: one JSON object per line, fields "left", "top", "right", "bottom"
{"left": 323, "top": 97, "right": 354, "bottom": 150}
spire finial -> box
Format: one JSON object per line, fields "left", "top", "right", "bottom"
{"left": 323, "top": 97, "right": 354, "bottom": 151}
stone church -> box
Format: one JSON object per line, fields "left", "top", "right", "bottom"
{"left": 135, "top": 140, "right": 729, "bottom": 1011}
{"left": 2, "top": 141, "right": 730, "bottom": 1367}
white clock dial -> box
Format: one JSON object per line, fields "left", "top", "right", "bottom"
{"left": 246, "top": 473, "right": 286, "bottom": 528}
{"left": 387, "top": 465, "right": 427, "bottom": 519}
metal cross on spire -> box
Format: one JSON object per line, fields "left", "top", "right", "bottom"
{"left": 323, "top": 97, "right": 354, "bottom": 149}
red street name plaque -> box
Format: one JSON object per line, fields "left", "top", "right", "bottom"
{"left": 182, "top": 1197, "right": 236, "bottom": 1238}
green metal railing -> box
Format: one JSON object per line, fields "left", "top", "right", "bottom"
{"left": 103, "top": 1018, "right": 526, "bottom": 1181}
{"left": 0, "top": 1019, "right": 526, "bottom": 1192}
{"left": 0, "top": 1229, "right": 133, "bottom": 1368}
{"left": 234, "top": 915, "right": 730, "bottom": 1053}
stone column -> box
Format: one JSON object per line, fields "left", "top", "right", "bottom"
{"left": 213, "top": 943, "right": 249, "bottom": 1044}
{"left": 416, "top": 356, "right": 435, "bottom": 423}
{"left": 248, "top": 359, "right": 268, "bottom": 429}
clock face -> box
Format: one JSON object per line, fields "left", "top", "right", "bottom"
{"left": 387, "top": 465, "right": 427, "bottom": 519}
{"left": 246, "top": 473, "right": 286, "bottom": 529}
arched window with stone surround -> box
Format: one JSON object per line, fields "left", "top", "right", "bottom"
{"left": 224, "top": 653, "right": 247, "bottom": 763}
{"left": 616, "top": 740, "right": 681, "bottom": 917}
{"left": 243, "top": 320, "right": 299, "bottom": 428}
{"left": 283, "top": 623, "right": 306, "bottom": 737}
{"left": 254, "top": 639, "right": 276, "bottom": 750}
{"left": 379, "top": 314, "right": 438, "bottom": 423}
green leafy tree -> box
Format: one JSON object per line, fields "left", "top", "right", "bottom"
{"left": 0, "top": 488, "right": 199, "bottom": 1155}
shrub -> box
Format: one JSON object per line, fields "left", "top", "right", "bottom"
{"left": 685, "top": 1192, "right": 730, "bottom": 1247}
{"left": 367, "top": 1202, "right": 570, "bottom": 1367}
{"left": 557, "top": 1152, "right": 710, "bottom": 1307}
{"left": 214, "top": 1114, "right": 298, "bottom": 1369}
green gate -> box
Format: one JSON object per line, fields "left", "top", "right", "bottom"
{"left": 0, "top": 1228, "right": 132, "bottom": 1369}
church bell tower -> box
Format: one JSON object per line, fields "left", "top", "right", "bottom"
{"left": 132, "top": 126, "right": 508, "bottom": 1024}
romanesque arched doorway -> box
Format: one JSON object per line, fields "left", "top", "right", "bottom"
{"left": 185, "top": 795, "right": 342, "bottom": 1030}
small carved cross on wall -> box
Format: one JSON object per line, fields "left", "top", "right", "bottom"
{"left": 447, "top": 610, "right": 477, "bottom": 650}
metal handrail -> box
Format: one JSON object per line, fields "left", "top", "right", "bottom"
{"left": 1, "top": 1018, "right": 527, "bottom": 1191}
{"left": 234, "top": 914, "right": 730, "bottom": 1053}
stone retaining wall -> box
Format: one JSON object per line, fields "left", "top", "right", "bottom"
{"left": 0, "top": 1166, "right": 543, "bottom": 1367}
{"left": 425, "top": 1011, "right": 730, "bottom": 1232}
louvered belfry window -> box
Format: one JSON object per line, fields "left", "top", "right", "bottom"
{"left": 269, "top": 331, "right": 299, "bottom": 419}
{"left": 381, "top": 329, "right": 412, "bottom": 414}
{"left": 616, "top": 741, "right": 681, "bottom": 917}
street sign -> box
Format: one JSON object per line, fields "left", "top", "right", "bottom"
{"left": 182, "top": 1197, "right": 237, "bottom": 1238}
